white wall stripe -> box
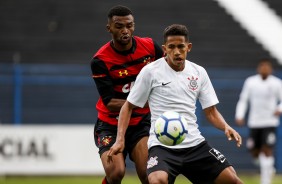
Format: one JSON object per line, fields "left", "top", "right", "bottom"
{"left": 214, "top": 0, "right": 282, "bottom": 65}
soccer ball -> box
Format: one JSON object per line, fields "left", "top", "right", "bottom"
{"left": 154, "top": 111, "right": 188, "bottom": 146}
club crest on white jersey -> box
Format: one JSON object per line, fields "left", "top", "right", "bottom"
{"left": 187, "top": 76, "right": 198, "bottom": 91}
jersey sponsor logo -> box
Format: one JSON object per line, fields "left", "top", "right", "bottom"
{"left": 122, "top": 81, "right": 135, "bottom": 93}
{"left": 162, "top": 81, "right": 171, "bottom": 86}
{"left": 209, "top": 148, "right": 226, "bottom": 163}
{"left": 119, "top": 70, "right": 128, "bottom": 76}
{"left": 147, "top": 156, "right": 158, "bottom": 169}
{"left": 143, "top": 56, "right": 152, "bottom": 65}
{"left": 187, "top": 76, "right": 198, "bottom": 91}
{"left": 101, "top": 136, "right": 113, "bottom": 146}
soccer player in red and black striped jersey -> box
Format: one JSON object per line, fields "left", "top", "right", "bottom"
{"left": 91, "top": 5, "right": 163, "bottom": 184}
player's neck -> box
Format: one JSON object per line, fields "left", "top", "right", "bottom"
{"left": 111, "top": 40, "right": 133, "bottom": 52}
{"left": 260, "top": 74, "right": 270, "bottom": 80}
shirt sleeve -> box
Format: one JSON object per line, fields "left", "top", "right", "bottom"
{"left": 198, "top": 67, "right": 219, "bottom": 109}
{"left": 127, "top": 66, "right": 152, "bottom": 108}
{"left": 235, "top": 79, "right": 250, "bottom": 119}
{"left": 90, "top": 57, "right": 114, "bottom": 105}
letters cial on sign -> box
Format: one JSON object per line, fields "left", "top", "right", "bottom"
{"left": 0, "top": 136, "right": 53, "bottom": 160}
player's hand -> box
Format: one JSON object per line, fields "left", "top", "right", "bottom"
{"left": 107, "top": 140, "right": 125, "bottom": 163}
{"left": 274, "top": 110, "right": 282, "bottom": 117}
{"left": 224, "top": 125, "right": 242, "bottom": 147}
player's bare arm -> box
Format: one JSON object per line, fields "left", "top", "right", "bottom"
{"left": 106, "top": 98, "right": 126, "bottom": 112}
{"left": 107, "top": 99, "right": 149, "bottom": 112}
{"left": 274, "top": 109, "right": 282, "bottom": 116}
{"left": 235, "top": 118, "right": 245, "bottom": 126}
{"left": 107, "top": 101, "right": 136, "bottom": 158}
{"left": 204, "top": 105, "right": 242, "bottom": 147}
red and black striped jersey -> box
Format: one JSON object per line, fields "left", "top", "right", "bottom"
{"left": 91, "top": 36, "right": 163, "bottom": 126}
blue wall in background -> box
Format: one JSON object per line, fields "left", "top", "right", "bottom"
{"left": 0, "top": 63, "right": 282, "bottom": 172}
{"left": 0, "top": 63, "right": 98, "bottom": 125}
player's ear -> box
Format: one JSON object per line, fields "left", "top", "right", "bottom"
{"left": 106, "top": 24, "right": 110, "bottom": 33}
{"left": 187, "top": 42, "right": 192, "bottom": 52}
{"left": 162, "top": 44, "right": 166, "bottom": 54}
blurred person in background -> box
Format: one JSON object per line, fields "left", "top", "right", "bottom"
{"left": 235, "top": 58, "right": 282, "bottom": 184}
{"left": 90, "top": 5, "right": 163, "bottom": 184}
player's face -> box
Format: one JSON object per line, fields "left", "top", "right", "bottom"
{"left": 107, "top": 15, "right": 135, "bottom": 51}
{"left": 257, "top": 61, "right": 272, "bottom": 79}
{"left": 162, "top": 36, "right": 192, "bottom": 71}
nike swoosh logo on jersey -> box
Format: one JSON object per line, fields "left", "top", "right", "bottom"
{"left": 162, "top": 82, "right": 171, "bottom": 86}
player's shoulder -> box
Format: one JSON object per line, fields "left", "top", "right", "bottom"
{"left": 269, "top": 75, "right": 282, "bottom": 82}
{"left": 133, "top": 36, "right": 156, "bottom": 48}
{"left": 243, "top": 75, "right": 263, "bottom": 87}
{"left": 246, "top": 74, "right": 259, "bottom": 81}
{"left": 149, "top": 57, "right": 165, "bottom": 67}
{"left": 93, "top": 41, "right": 111, "bottom": 58}
{"left": 187, "top": 60, "right": 207, "bottom": 74}
{"left": 188, "top": 60, "right": 204, "bottom": 69}
{"left": 268, "top": 75, "right": 282, "bottom": 87}
{"left": 134, "top": 36, "right": 153, "bottom": 42}
{"left": 141, "top": 57, "right": 165, "bottom": 72}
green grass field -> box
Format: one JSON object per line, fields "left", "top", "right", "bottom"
{"left": 1, "top": 174, "right": 282, "bottom": 184}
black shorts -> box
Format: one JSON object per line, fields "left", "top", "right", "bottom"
{"left": 147, "top": 141, "right": 232, "bottom": 184}
{"left": 94, "top": 114, "right": 150, "bottom": 160}
{"left": 246, "top": 127, "right": 277, "bottom": 150}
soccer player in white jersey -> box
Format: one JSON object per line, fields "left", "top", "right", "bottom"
{"left": 235, "top": 59, "right": 282, "bottom": 184}
{"left": 108, "top": 24, "right": 243, "bottom": 184}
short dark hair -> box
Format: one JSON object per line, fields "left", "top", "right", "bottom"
{"left": 163, "top": 24, "right": 189, "bottom": 43}
{"left": 258, "top": 58, "right": 273, "bottom": 66}
{"left": 107, "top": 5, "right": 133, "bottom": 19}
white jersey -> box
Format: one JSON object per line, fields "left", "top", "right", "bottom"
{"left": 235, "top": 74, "right": 282, "bottom": 128}
{"left": 127, "top": 58, "right": 219, "bottom": 149}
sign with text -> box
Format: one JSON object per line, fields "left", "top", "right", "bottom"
{"left": 0, "top": 125, "right": 104, "bottom": 175}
